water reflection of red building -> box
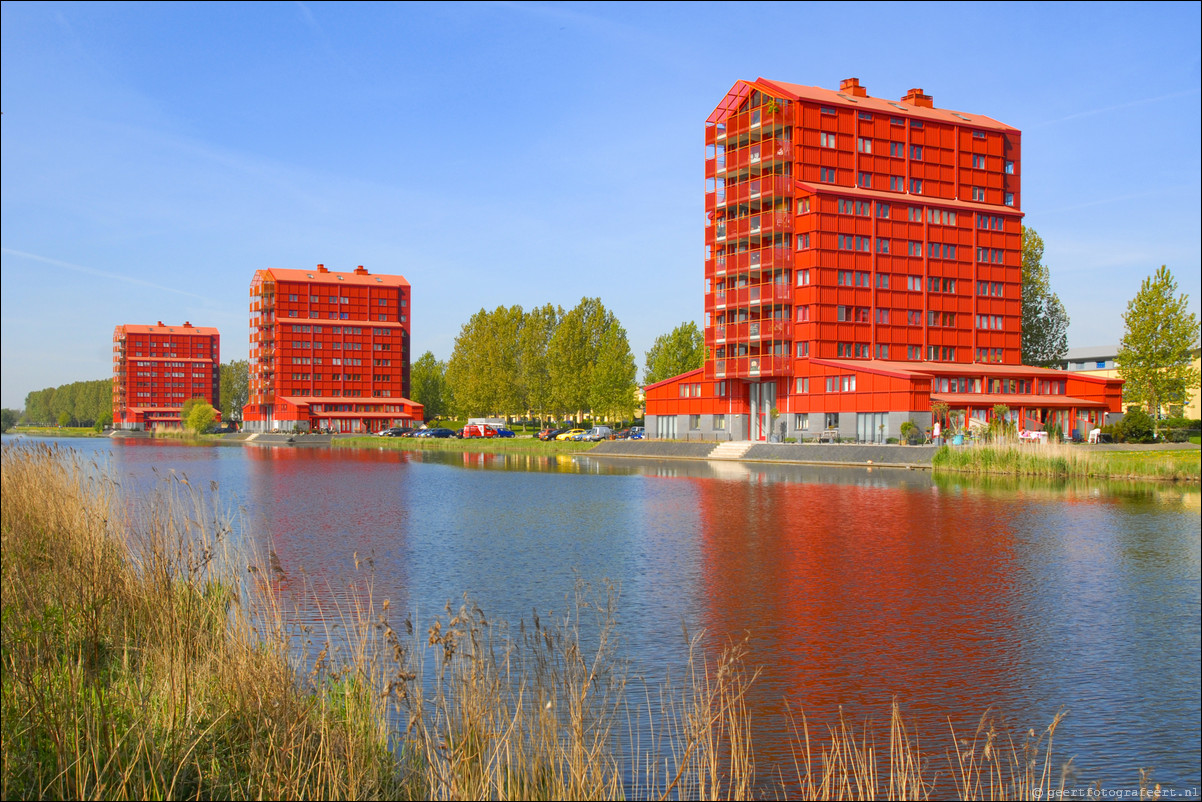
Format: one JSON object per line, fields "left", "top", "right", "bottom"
{"left": 690, "top": 470, "right": 1024, "bottom": 763}
{"left": 243, "top": 446, "right": 415, "bottom": 625}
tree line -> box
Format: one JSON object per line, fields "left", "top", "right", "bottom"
{"left": 413, "top": 298, "right": 640, "bottom": 423}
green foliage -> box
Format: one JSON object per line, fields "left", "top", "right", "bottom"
{"left": 23, "top": 379, "right": 112, "bottom": 427}
{"left": 518, "top": 303, "right": 561, "bottom": 423}
{"left": 1116, "top": 266, "right": 1201, "bottom": 419}
{"left": 1021, "top": 227, "right": 1070, "bottom": 367}
{"left": 1118, "top": 407, "right": 1155, "bottom": 443}
{"left": 446, "top": 305, "right": 525, "bottom": 418}
{"left": 410, "top": 351, "right": 449, "bottom": 421}
{"left": 186, "top": 402, "right": 217, "bottom": 434}
{"left": 643, "top": 321, "right": 705, "bottom": 385}
{"left": 219, "top": 359, "right": 249, "bottom": 422}
{"left": 1, "top": 408, "right": 18, "bottom": 432}
{"left": 589, "top": 321, "right": 638, "bottom": 422}
{"left": 57, "top": 411, "right": 72, "bottom": 427}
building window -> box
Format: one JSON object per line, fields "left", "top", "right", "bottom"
{"left": 689, "top": 415, "right": 701, "bottom": 431}
{"left": 972, "top": 130, "right": 986, "bottom": 139}
{"left": 972, "top": 187, "right": 986, "bottom": 201}
{"left": 825, "top": 412, "right": 841, "bottom": 429}
{"left": 796, "top": 341, "right": 810, "bottom": 357}
{"left": 877, "top": 203, "right": 890, "bottom": 219}
{"left": 856, "top": 200, "right": 871, "bottom": 216}
{"left": 858, "top": 137, "right": 872, "bottom": 153}
{"left": 839, "top": 199, "right": 853, "bottom": 214}
{"left": 878, "top": 238, "right": 890, "bottom": 254}
{"left": 910, "top": 178, "right": 923, "bottom": 194}
{"left": 1005, "top": 160, "right": 1014, "bottom": 174}
{"left": 821, "top": 106, "right": 836, "bottom": 115}
{"left": 796, "top": 306, "right": 810, "bottom": 322}
{"left": 890, "top": 142, "right": 904, "bottom": 157}
{"left": 821, "top": 132, "right": 836, "bottom": 148}
{"left": 911, "top": 145, "right": 923, "bottom": 160}
{"left": 875, "top": 344, "right": 890, "bottom": 359}
{"left": 837, "top": 306, "right": 851, "bottom": 322}
{"left": 858, "top": 172, "right": 872, "bottom": 188}
{"left": 876, "top": 273, "right": 890, "bottom": 289}
{"left": 1004, "top": 192, "right": 1015, "bottom": 206}
{"left": 797, "top": 268, "right": 811, "bottom": 286}
{"left": 858, "top": 111, "right": 873, "bottom": 121}
{"left": 796, "top": 232, "right": 810, "bottom": 250}
{"left": 907, "top": 276, "right": 922, "bottom": 292}
{"left": 972, "top": 154, "right": 986, "bottom": 169}
{"left": 795, "top": 378, "right": 810, "bottom": 393}
{"left": 796, "top": 414, "right": 810, "bottom": 430}
{"left": 821, "top": 167, "right": 836, "bottom": 183}
{"left": 713, "top": 414, "right": 725, "bottom": 430}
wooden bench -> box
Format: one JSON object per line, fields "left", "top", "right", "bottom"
{"left": 818, "top": 428, "right": 840, "bottom": 443}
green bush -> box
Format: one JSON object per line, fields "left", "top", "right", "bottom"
{"left": 1120, "top": 408, "right": 1155, "bottom": 443}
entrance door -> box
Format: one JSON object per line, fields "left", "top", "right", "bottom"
{"left": 749, "top": 381, "right": 776, "bottom": 442}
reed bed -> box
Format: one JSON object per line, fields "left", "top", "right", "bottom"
{"left": 931, "top": 440, "right": 1200, "bottom": 482}
{"left": 2, "top": 442, "right": 1150, "bottom": 800}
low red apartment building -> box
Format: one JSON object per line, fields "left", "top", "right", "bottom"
{"left": 645, "top": 77, "right": 1122, "bottom": 442}
{"left": 242, "top": 264, "right": 422, "bottom": 433}
{"left": 112, "top": 321, "right": 221, "bottom": 430}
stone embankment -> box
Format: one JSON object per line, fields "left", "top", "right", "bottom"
{"left": 591, "top": 440, "right": 939, "bottom": 468}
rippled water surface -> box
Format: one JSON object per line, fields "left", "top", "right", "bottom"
{"left": 7, "top": 435, "right": 1200, "bottom": 794}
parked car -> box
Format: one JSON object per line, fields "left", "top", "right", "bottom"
{"left": 493, "top": 427, "right": 516, "bottom": 438}
{"left": 379, "top": 427, "right": 413, "bottom": 437}
{"left": 555, "top": 428, "right": 587, "bottom": 441}
{"left": 628, "top": 426, "right": 645, "bottom": 440}
{"left": 461, "top": 424, "right": 497, "bottom": 439}
{"left": 415, "top": 427, "right": 456, "bottom": 438}
{"left": 583, "top": 426, "right": 613, "bottom": 441}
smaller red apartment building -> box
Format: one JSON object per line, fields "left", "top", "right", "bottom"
{"left": 112, "top": 322, "right": 221, "bottom": 430}
{"left": 645, "top": 77, "right": 1123, "bottom": 442}
{"left": 242, "top": 264, "right": 423, "bottom": 433}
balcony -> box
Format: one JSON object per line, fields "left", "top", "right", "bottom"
{"left": 722, "top": 211, "right": 793, "bottom": 242}
{"left": 723, "top": 175, "right": 793, "bottom": 205}
{"left": 721, "top": 246, "right": 793, "bottom": 275}
{"left": 714, "top": 355, "right": 792, "bottom": 379}
{"left": 725, "top": 140, "right": 793, "bottom": 171}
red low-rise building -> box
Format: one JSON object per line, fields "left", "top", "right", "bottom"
{"left": 242, "top": 264, "right": 422, "bottom": 433}
{"left": 645, "top": 77, "right": 1122, "bottom": 442}
{"left": 112, "top": 321, "right": 221, "bottom": 430}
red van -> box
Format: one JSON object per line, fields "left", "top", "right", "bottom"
{"left": 461, "top": 424, "right": 497, "bottom": 439}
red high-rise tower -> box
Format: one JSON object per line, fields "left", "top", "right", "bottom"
{"left": 645, "top": 78, "right": 1122, "bottom": 442}
{"left": 112, "top": 321, "right": 221, "bottom": 430}
{"left": 242, "top": 264, "right": 422, "bottom": 433}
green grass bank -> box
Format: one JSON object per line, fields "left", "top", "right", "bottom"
{"left": 931, "top": 441, "right": 1201, "bottom": 482}
{"left": 2, "top": 442, "right": 1166, "bottom": 800}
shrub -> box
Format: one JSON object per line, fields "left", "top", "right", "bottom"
{"left": 1120, "top": 408, "right": 1155, "bottom": 443}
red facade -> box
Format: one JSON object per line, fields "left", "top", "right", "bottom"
{"left": 646, "top": 77, "right": 1123, "bottom": 442}
{"left": 242, "top": 264, "right": 422, "bottom": 433}
{"left": 112, "top": 321, "right": 221, "bottom": 430}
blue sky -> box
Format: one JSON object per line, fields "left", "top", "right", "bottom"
{"left": 2, "top": 1, "right": 1199, "bottom": 409}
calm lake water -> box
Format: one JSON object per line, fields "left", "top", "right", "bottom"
{"left": 5, "top": 435, "right": 1200, "bottom": 795}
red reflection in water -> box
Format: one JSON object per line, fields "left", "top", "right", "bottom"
{"left": 243, "top": 446, "right": 414, "bottom": 626}
{"left": 692, "top": 473, "right": 1021, "bottom": 766}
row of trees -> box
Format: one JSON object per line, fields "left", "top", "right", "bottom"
{"left": 415, "top": 298, "right": 638, "bottom": 422}
{"left": 22, "top": 379, "right": 113, "bottom": 428}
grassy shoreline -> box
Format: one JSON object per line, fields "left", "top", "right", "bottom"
{"left": 931, "top": 441, "right": 1200, "bottom": 483}
{"left": 3, "top": 441, "right": 1159, "bottom": 800}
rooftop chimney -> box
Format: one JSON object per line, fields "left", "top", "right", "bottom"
{"left": 354, "top": 265, "right": 368, "bottom": 275}
{"left": 157, "top": 321, "right": 164, "bottom": 327}
{"left": 183, "top": 321, "right": 192, "bottom": 327}
{"left": 839, "top": 77, "right": 868, "bottom": 98}
{"left": 901, "top": 88, "right": 934, "bottom": 109}
{"left": 317, "top": 263, "right": 329, "bottom": 273}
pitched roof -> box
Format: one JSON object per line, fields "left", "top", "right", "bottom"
{"left": 116, "top": 323, "right": 219, "bottom": 336}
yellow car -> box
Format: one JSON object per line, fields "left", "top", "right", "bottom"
{"left": 555, "top": 428, "right": 587, "bottom": 441}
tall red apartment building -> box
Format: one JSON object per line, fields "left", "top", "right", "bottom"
{"left": 645, "top": 77, "right": 1122, "bottom": 442}
{"left": 112, "top": 322, "right": 221, "bottom": 430}
{"left": 242, "top": 264, "right": 422, "bottom": 433}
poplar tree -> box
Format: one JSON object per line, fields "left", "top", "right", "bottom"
{"left": 644, "top": 321, "right": 705, "bottom": 384}
{"left": 1020, "top": 227, "right": 1070, "bottom": 367}
{"left": 410, "top": 351, "right": 448, "bottom": 421}
{"left": 1116, "top": 266, "right": 1200, "bottom": 419}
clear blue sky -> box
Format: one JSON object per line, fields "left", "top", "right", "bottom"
{"left": 3, "top": 1, "right": 1199, "bottom": 409}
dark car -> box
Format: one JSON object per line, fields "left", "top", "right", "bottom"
{"left": 379, "top": 426, "right": 413, "bottom": 437}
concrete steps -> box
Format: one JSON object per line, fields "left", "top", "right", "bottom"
{"left": 708, "top": 441, "right": 753, "bottom": 461}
